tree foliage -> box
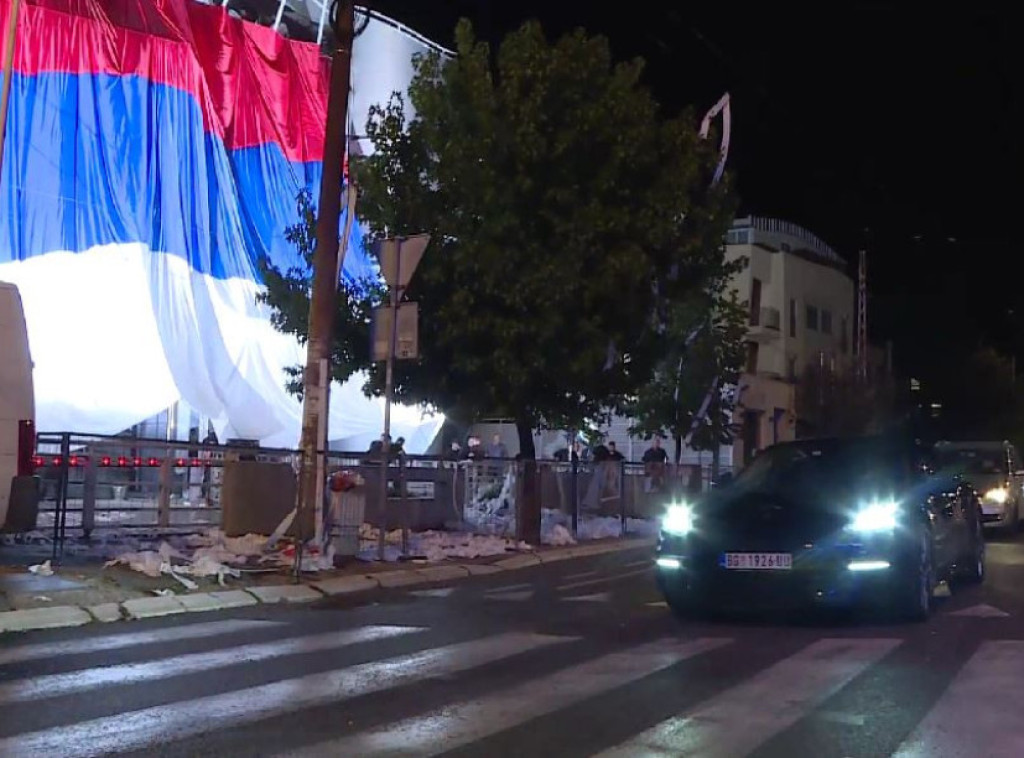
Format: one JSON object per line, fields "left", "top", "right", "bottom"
{"left": 795, "top": 355, "right": 896, "bottom": 438}
{"left": 350, "top": 19, "right": 735, "bottom": 453}
{"left": 928, "top": 346, "right": 1023, "bottom": 443}
{"left": 627, "top": 286, "right": 747, "bottom": 463}
{"left": 256, "top": 189, "right": 383, "bottom": 397}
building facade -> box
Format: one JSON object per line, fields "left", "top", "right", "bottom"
{"left": 725, "top": 216, "right": 855, "bottom": 465}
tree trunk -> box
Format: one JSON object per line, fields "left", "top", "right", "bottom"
{"left": 710, "top": 392, "right": 721, "bottom": 482}
{"left": 515, "top": 418, "right": 541, "bottom": 545}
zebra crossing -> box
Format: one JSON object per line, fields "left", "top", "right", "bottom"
{"left": 0, "top": 615, "right": 1021, "bottom": 757}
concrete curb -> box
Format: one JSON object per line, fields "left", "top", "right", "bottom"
{"left": 246, "top": 584, "right": 322, "bottom": 604}
{"left": 122, "top": 596, "right": 188, "bottom": 620}
{"left": 0, "top": 605, "right": 93, "bottom": 632}
{"left": 312, "top": 575, "right": 380, "bottom": 596}
{"left": 86, "top": 603, "right": 124, "bottom": 623}
{"left": 1, "top": 536, "right": 655, "bottom": 634}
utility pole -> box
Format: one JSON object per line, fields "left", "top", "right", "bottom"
{"left": 294, "top": 0, "right": 358, "bottom": 573}
{"left": 0, "top": 0, "right": 23, "bottom": 180}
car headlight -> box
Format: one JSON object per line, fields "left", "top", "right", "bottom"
{"left": 662, "top": 502, "right": 695, "bottom": 537}
{"left": 848, "top": 500, "right": 899, "bottom": 533}
{"left": 984, "top": 487, "right": 1009, "bottom": 504}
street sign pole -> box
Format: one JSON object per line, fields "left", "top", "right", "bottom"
{"left": 372, "top": 234, "right": 429, "bottom": 560}
{"left": 378, "top": 239, "right": 401, "bottom": 560}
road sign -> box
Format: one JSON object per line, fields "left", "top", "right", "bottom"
{"left": 378, "top": 234, "right": 430, "bottom": 290}
{"left": 371, "top": 302, "right": 419, "bottom": 362}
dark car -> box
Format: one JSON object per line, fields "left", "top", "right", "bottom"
{"left": 655, "top": 435, "right": 986, "bottom": 621}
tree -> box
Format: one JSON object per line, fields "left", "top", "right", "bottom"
{"left": 351, "top": 19, "right": 733, "bottom": 457}
{"left": 795, "top": 356, "right": 896, "bottom": 437}
{"left": 628, "top": 287, "right": 747, "bottom": 465}
{"left": 929, "top": 346, "right": 1023, "bottom": 442}
{"left": 257, "top": 190, "right": 383, "bottom": 397}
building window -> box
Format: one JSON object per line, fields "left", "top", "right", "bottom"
{"left": 840, "top": 317, "right": 849, "bottom": 354}
{"left": 789, "top": 299, "right": 797, "bottom": 337}
{"left": 746, "top": 341, "right": 759, "bottom": 373}
{"left": 821, "top": 309, "right": 833, "bottom": 335}
{"left": 726, "top": 228, "right": 751, "bottom": 245}
{"left": 750, "top": 278, "right": 762, "bottom": 325}
{"left": 806, "top": 305, "right": 819, "bottom": 331}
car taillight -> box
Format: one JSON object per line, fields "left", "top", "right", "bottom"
{"left": 16, "top": 419, "right": 34, "bottom": 476}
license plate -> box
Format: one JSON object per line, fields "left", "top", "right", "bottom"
{"left": 722, "top": 552, "right": 792, "bottom": 570}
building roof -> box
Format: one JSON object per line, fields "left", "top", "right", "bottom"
{"left": 729, "top": 216, "right": 847, "bottom": 270}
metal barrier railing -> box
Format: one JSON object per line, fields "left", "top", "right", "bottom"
{"left": 28, "top": 434, "right": 719, "bottom": 561}
{"left": 32, "top": 432, "right": 301, "bottom": 559}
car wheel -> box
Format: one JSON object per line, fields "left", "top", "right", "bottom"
{"left": 958, "top": 525, "right": 985, "bottom": 585}
{"left": 1005, "top": 503, "right": 1020, "bottom": 536}
{"left": 898, "top": 531, "right": 933, "bottom": 622}
{"left": 661, "top": 583, "right": 699, "bottom": 620}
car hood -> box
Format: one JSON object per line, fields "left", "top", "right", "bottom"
{"left": 687, "top": 487, "right": 880, "bottom": 551}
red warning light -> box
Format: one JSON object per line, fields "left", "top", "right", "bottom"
{"left": 101, "top": 456, "right": 112, "bottom": 467}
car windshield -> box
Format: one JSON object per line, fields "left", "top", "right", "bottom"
{"left": 728, "top": 438, "right": 908, "bottom": 501}
{"left": 935, "top": 448, "right": 1005, "bottom": 476}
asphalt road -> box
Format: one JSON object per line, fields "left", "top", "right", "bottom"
{"left": 3, "top": 531, "right": 1024, "bottom": 758}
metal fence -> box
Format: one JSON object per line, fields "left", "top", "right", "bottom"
{"left": 26, "top": 433, "right": 731, "bottom": 559}
{"left": 31, "top": 432, "right": 299, "bottom": 557}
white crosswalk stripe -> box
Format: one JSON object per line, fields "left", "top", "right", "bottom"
{"left": 892, "top": 640, "right": 1024, "bottom": 758}
{"left": 0, "top": 624, "right": 423, "bottom": 703}
{"left": 274, "top": 636, "right": 733, "bottom": 758}
{"left": 4, "top": 615, "right": 1024, "bottom": 758}
{"left": 591, "top": 637, "right": 901, "bottom": 758}
{"left": 0, "top": 618, "right": 283, "bottom": 666}
{"left": 0, "top": 630, "right": 570, "bottom": 758}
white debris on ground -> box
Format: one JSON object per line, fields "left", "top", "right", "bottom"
{"left": 27, "top": 559, "right": 54, "bottom": 576}
{"left": 457, "top": 469, "right": 658, "bottom": 544}
{"left": 463, "top": 495, "right": 658, "bottom": 546}
{"left": 102, "top": 528, "right": 339, "bottom": 587}
{"left": 355, "top": 523, "right": 530, "bottom": 563}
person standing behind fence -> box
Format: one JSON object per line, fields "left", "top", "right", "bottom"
{"left": 484, "top": 433, "right": 508, "bottom": 483}
{"left": 486, "top": 434, "right": 507, "bottom": 460}
{"left": 642, "top": 438, "right": 668, "bottom": 493}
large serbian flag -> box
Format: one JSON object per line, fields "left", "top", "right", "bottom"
{"left": 0, "top": 0, "right": 445, "bottom": 451}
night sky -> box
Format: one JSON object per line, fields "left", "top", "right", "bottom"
{"left": 372, "top": 2, "right": 1019, "bottom": 386}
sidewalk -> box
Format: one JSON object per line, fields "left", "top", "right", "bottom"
{"left": 0, "top": 536, "right": 655, "bottom": 634}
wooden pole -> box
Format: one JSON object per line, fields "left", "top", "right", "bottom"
{"left": 0, "top": 0, "right": 23, "bottom": 182}
{"left": 294, "top": 0, "right": 355, "bottom": 573}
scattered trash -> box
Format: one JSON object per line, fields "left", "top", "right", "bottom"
{"left": 153, "top": 588, "right": 176, "bottom": 597}
{"left": 28, "top": 560, "right": 54, "bottom": 576}
{"left": 33, "top": 595, "right": 52, "bottom": 602}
